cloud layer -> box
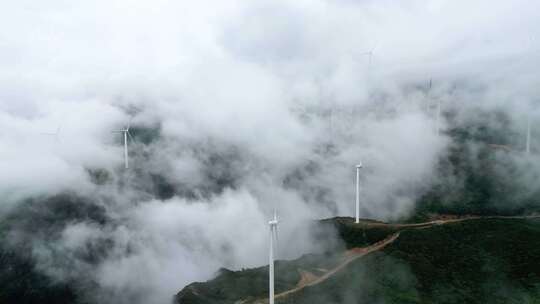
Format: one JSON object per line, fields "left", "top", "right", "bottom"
{"left": 1, "top": 0, "right": 539, "bottom": 303}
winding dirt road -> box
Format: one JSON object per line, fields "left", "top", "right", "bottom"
{"left": 273, "top": 232, "right": 400, "bottom": 301}
{"left": 248, "top": 215, "right": 540, "bottom": 303}
{"left": 353, "top": 214, "right": 540, "bottom": 230}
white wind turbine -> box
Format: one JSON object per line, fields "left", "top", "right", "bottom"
{"left": 359, "top": 42, "right": 378, "bottom": 71}
{"left": 431, "top": 80, "right": 441, "bottom": 136}
{"left": 524, "top": 36, "right": 535, "bottom": 155}
{"left": 268, "top": 210, "right": 279, "bottom": 304}
{"left": 526, "top": 113, "right": 531, "bottom": 155}
{"left": 426, "top": 79, "right": 442, "bottom": 135}
{"left": 435, "top": 98, "right": 441, "bottom": 136}
{"left": 425, "top": 78, "right": 432, "bottom": 113}
{"left": 112, "top": 121, "right": 134, "bottom": 169}
{"left": 355, "top": 163, "right": 363, "bottom": 223}
{"left": 41, "top": 126, "right": 61, "bottom": 142}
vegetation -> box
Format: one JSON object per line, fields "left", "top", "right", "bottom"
{"left": 0, "top": 193, "right": 108, "bottom": 304}
{"left": 176, "top": 218, "right": 540, "bottom": 304}
{"left": 321, "top": 217, "right": 400, "bottom": 248}
{"left": 0, "top": 248, "right": 81, "bottom": 304}
{"left": 410, "top": 108, "right": 540, "bottom": 222}
{"left": 4, "top": 109, "right": 540, "bottom": 303}
{"left": 175, "top": 252, "right": 343, "bottom": 304}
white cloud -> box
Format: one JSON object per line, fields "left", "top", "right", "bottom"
{"left": 1, "top": 0, "right": 539, "bottom": 303}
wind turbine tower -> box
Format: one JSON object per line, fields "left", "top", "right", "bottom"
{"left": 355, "top": 163, "right": 363, "bottom": 223}
{"left": 426, "top": 78, "right": 432, "bottom": 112}
{"left": 436, "top": 99, "right": 441, "bottom": 136}
{"left": 361, "top": 47, "right": 375, "bottom": 69}
{"left": 112, "top": 122, "right": 134, "bottom": 169}
{"left": 41, "top": 126, "right": 61, "bottom": 142}
{"left": 357, "top": 43, "right": 377, "bottom": 71}
{"left": 428, "top": 79, "right": 441, "bottom": 136}
{"left": 526, "top": 113, "right": 531, "bottom": 155}
{"left": 367, "top": 50, "right": 373, "bottom": 68}
{"left": 268, "top": 211, "right": 279, "bottom": 304}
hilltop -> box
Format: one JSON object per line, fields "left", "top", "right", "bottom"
{"left": 175, "top": 216, "right": 540, "bottom": 303}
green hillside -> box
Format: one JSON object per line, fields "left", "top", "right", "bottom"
{"left": 410, "top": 109, "right": 540, "bottom": 222}
{"left": 175, "top": 217, "right": 540, "bottom": 304}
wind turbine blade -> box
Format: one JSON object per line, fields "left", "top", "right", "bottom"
{"left": 371, "top": 41, "right": 379, "bottom": 52}
{"left": 127, "top": 131, "right": 135, "bottom": 142}
{"left": 274, "top": 209, "right": 279, "bottom": 259}
{"left": 526, "top": 114, "right": 531, "bottom": 155}
{"left": 126, "top": 116, "right": 134, "bottom": 131}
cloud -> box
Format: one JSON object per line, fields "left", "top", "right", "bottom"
{"left": 0, "top": 0, "right": 539, "bottom": 303}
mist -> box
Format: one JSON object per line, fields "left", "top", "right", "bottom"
{"left": 1, "top": 0, "right": 539, "bottom": 303}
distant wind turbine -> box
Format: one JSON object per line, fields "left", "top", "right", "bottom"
{"left": 359, "top": 43, "right": 378, "bottom": 69}
{"left": 435, "top": 98, "right": 441, "bottom": 136}
{"left": 425, "top": 78, "right": 433, "bottom": 113}
{"left": 329, "top": 106, "right": 334, "bottom": 137}
{"left": 268, "top": 210, "right": 279, "bottom": 304}
{"left": 360, "top": 50, "right": 374, "bottom": 68}
{"left": 526, "top": 113, "right": 531, "bottom": 155}
{"left": 112, "top": 121, "right": 134, "bottom": 169}
{"left": 41, "top": 126, "right": 61, "bottom": 142}
{"left": 426, "top": 78, "right": 441, "bottom": 135}
{"left": 355, "top": 163, "right": 363, "bottom": 223}
{"left": 430, "top": 79, "right": 441, "bottom": 136}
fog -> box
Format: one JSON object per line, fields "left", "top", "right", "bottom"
{"left": 1, "top": 0, "right": 539, "bottom": 303}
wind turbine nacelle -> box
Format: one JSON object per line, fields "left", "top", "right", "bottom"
{"left": 356, "top": 163, "right": 363, "bottom": 169}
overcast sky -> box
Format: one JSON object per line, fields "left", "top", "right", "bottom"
{"left": 1, "top": 1, "right": 539, "bottom": 303}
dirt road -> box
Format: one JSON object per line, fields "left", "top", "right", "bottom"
{"left": 248, "top": 215, "right": 540, "bottom": 303}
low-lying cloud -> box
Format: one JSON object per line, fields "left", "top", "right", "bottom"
{"left": 1, "top": 0, "right": 539, "bottom": 303}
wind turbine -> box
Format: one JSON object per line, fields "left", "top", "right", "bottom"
{"left": 360, "top": 50, "right": 374, "bottom": 69}
{"left": 359, "top": 43, "right": 377, "bottom": 70}
{"left": 41, "top": 126, "right": 61, "bottom": 142}
{"left": 426, "top": 78, "right": 441, "bottom": 135}
{"left": 526, "top": 113, "right": 531, "bottom": 155}
{"left": 268, "top": 210, "right": 279, "bottom": 304}
{"left": 355, "top": 163, "right": 363, "bottom": 223}
{"left": 329, "top": 106, "right": 334, "bottom": 137}
{"left": 435, "top": 98, "right": 441, "bottom": 136}
{"left": 424, "top": 78, "right": 433, "bottom": 113}
{"left": 112, "top": 121, "right": 134, "bottom": 169}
